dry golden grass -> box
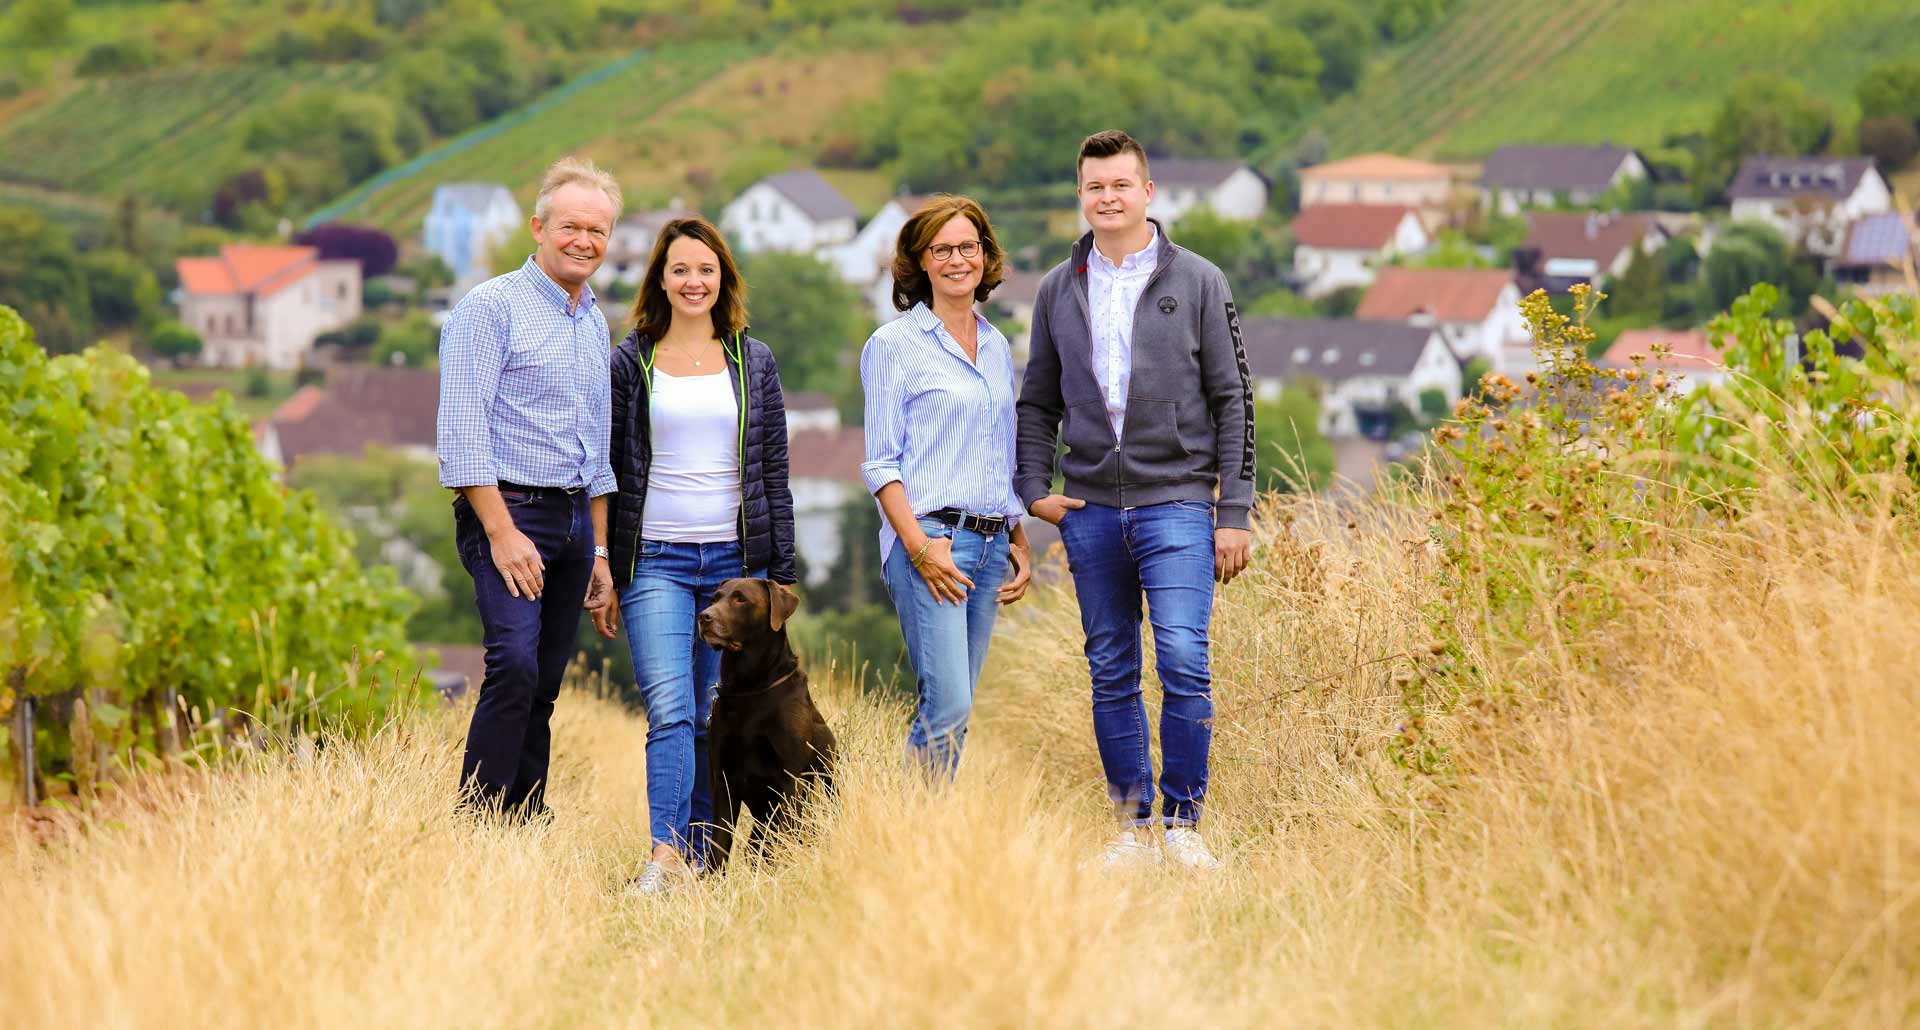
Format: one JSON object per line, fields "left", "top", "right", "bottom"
{"left": 3, "top": 484, "right": 1916, "bottom": 1027}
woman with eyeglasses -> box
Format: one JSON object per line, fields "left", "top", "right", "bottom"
{"left": 858, "top": 194, "right": 1032, "bottom": 781}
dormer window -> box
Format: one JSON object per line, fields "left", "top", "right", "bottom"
{"left": 1358, "top": 352, "right": 1376, "bottom": 367}
{"left": 1322, "top": 348, "right": 1339, "bottom": 364}
{"left": 1292, "top": 347, "right": 1311, "bottom": 364}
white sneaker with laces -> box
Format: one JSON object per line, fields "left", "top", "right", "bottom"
{"left": 624, "top": 859, "right": 684, "bottom": 897}
{"left": 1163, "top": 827, "right": 1222, "bottom": 870}
{"left": 1097, "top": 830, "right": 1162, "bottom": 869}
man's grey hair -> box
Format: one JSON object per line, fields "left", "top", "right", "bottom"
{"left": 533, "top": 157, "right": 623, "bottom": 221}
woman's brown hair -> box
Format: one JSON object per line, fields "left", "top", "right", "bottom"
{"left": 628, "top": 216, "right": 749, "bottom": 342}
{"left": 889, "top": 194, "right": 1006, "bottom": 313}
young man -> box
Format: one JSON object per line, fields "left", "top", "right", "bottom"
{"left": 435, "top": 157, "right": 623, "bottom": 821}
{"left": 1015, "top": 130, "right": 1255, "bottom": 869}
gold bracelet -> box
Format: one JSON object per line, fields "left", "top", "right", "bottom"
{"left": 910, "top": 538, "right": 934, "bottom": 568}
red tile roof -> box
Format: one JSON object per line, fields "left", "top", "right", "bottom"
{"left": 1355, "top": 267, "right": 1515, "bottom": 322}
{"left": 270, "top": 367, "right": 439, "bottom": 466}
{"left": 1599, "top": 329, "right": 1718, "bottom": 372}
{"left": 176, "top": 244, "right": 323, "bottom": 298}
{"left": 1292, "top": 205, "right": 1419, "bottom": 250}
{"left": 787, "top": 426, "right": 867, "bottom": 483}
{"left": 1524, "top": 211, "right": 1663, "bottom": 266}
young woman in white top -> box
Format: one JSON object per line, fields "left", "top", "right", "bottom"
{"left": 595, "top": 217, "right": 796, "bottom": 895}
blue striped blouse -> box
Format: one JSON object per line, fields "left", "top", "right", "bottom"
{"left": 859, "top": 302, "right": 1025, "bottom": 562}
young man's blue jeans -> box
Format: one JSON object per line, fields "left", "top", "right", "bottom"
{"left": 618, "top": 539, "right": 760, "bottom": 864}
{"left": 882, "top": 517, "right": 1010, "bottom": 780}
{"left": 1057, "top": 500, "right": 1216, "bottom": 827}
{"left": 454, "top": 487, "right": 594, "bottom": 818}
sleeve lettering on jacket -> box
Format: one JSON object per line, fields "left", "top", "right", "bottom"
{"left": 1225, "top": 300, "right": 1255, "bottom": 482}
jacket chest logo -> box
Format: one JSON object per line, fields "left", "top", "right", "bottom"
{"left": 1157, "top": 296, "right": 1177, "bottom": 314}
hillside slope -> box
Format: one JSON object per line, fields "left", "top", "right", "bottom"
{"left": 326, "top": 41, "right": 911, "bottom": 236}
{"left": 1315, "top": 0, "right": 1920, "bottom": 159}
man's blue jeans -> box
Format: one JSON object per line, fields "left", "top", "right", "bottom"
{"left": 1057, "top": 500, "right": 1216, "bottom": 827}
{"left": 618, "top": 539, "right": 759, "bottom": 863}
{"left": 882, "top": 517, "right": 1010, "bottom": 781}
{"left": 454, "top": 487, "right": 594, "bottom": 817}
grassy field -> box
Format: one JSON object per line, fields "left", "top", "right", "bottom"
{"left": 1317, "top": 0, "right": 1920, "bottom": 159}
{"left": 3, "top": 469, "right": 1913, "bottom": 1025}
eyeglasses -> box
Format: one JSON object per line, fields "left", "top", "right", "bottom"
{"left": 927, "top": 240, "right": 982, "bottom": 261}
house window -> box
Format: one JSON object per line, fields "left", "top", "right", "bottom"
{"left": 1358, "top": 352, "right": 1376, "bottom": 367}
{"left": 1292, "top": 347, "right": 1311, "bottom": 364}
{"left": 1321, "top": 348, "right": 1339, "bottom": 364}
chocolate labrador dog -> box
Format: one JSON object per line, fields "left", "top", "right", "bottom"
{"left": 698, "top": 578, "right": 836, "bottom": 870}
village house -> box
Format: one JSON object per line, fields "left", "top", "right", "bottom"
{"left": 594, "top": 200, "right": 694, "bottom": 288}
{"left": 1290, "top": 204, "right": 1430, "bottom": 298}
{"left": 422, "top": 183, "right": 523, "bottom": 295}
{"left": 720, "top": 170, "right": 860, "bottom": 255}
{"left": 986, "top": 269, "right": 1046, "bottom": 364}
{"left": 1354, "top": 267, "right": 1531, "bottom": 372}
{"left": 1240, "top": 317, "right": 1460, "bottom": 438}
{"left": 1298, "top": 153, "right": 1453, "bottom": 213}
{"left": 1598, "top": 328, "right": 1725, "bottom": 393}
{"left": 1145, "top": 157, "right": 1269, "bottom": 225}
{"left": 256, "top": 365, "right": 439, "bottom": 468}
{"left": 175, "top": 244, "right": 361, "bottom": 370}
{"left": 1727, "top": 156, "right": 1891, "bottom": 256}
{"left": 782, "top": 389, "right": 866, "bottom": 588}
{"left": 1477, "top": 144, "right": 1648, "bottom": 214}
{"left": 835, "top": 192, "right": 924, "bottom": 292}
{"left": 1517, "top": 210, "right": 1668, "bottom": 292}
{"left": 1830, "top": 211, "right": 1917, "bottom": 297}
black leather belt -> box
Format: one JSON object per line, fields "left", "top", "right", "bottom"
{"left": 498, "top": 481, "right": 584, "bottom": 498}
{"left": 928, "top": 507, "right": 1009, "bottom": 535}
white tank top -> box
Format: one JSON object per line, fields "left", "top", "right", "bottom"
{"left": 645, "top": 369, "right": 742, "bottom": 542}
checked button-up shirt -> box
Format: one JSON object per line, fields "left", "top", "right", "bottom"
{"left": 435, "top": 256, "right": 618, "bottom": 497}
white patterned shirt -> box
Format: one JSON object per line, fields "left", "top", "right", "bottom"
{"left": 1087, "top": 227, "right": 1160, "bottom": 441}
{"left": 859, "top": 303, "right": 1025, "bottom": 562}
{"left": 435, "top": 256, "right": 617, "bottom": 496}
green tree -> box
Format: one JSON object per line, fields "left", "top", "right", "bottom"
{"left": 1292, "top": 2, "right": 1371, "bottom": 95}
{"left": 1859, "top": 116, "right": 1919, "bottom": 170}
{"left": 373, "top": 313, "right": 439, "bottom": 368}
{"left": 1856, "top": 59, "right": 1920, "bottom": 129}
{"left": 1705, "top": 222, "right": 1791, "bottom": 313}
{"left": 736, "top": 252, "right": 873, "bottom": 395}
{"left": 1413, "top": 228, "right": 1494, "bottom": 269}
{"left": 78, "top": 249, "right": 159, "bottom": 329}
{"left": 0, "top": 208, "right": 93, "bottom": 354}
{"left": 1253, "top": 387, "right": 1334, "bottom": 494}
{"left": 1706, "top": 74, "right": 1833, "bottom": 193}
{"left": 7, "top": 0, "right": 71, "bottom": 47}
{"left": 146, "top": 320, "right": 202, "bottom": 364}
{"left": 1173, "top": 209, "right": 1255, "bottom": 270}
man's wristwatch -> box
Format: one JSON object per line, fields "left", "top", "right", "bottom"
{"left": 592, "top": 545, "right": 609, "bottom": 560}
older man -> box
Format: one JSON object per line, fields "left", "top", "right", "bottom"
{"left": 436, "top": 157, "right": 622, "bottom": 820}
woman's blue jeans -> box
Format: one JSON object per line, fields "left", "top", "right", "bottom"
{"left": 618, "top": 538, "right": 759, "bottom": 863}
{"left": 1057, "top": 500, "right": 1217, "bottom": 827}
{"left": 882, "top": 517, "right": 1010, "bottom": 781}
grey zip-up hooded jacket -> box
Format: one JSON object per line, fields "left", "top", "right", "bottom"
{"left": 1014, "top": 221, "right": 1256, "bottom": 529}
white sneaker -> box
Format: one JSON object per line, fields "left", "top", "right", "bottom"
{"left": 1163, "top": 827, "right": 1222, "bottom": 870}
{"left": 1097, "top": 830, "right": 1162, "bottom": 869}
{"left": 623, "top": 859, "right": 686, "bottom": 897}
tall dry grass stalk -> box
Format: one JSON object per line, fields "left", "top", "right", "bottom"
{"left": 4, "top": 478, "right": 1916, "bottom": 1026}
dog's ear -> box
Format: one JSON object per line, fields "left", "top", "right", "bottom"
{"left": 766, "top": 580, "right": 800, "bottom": 631}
